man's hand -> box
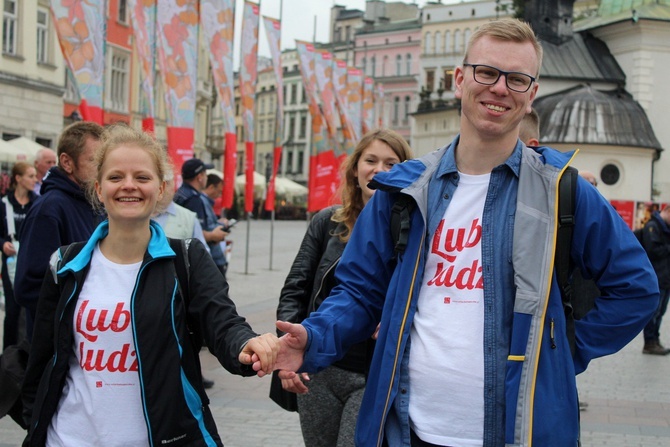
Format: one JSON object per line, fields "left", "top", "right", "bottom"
{"left": 204, "top": 226, "right": 229, "bottom": 244}
{"left": 274, "top": 320, "right": 309, "bottom": 377}
{"left": 238, "top": 333, "right": 280, "bottom": 377}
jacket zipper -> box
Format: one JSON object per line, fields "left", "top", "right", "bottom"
{"left": 376, "top": 230, "right": 425, "bottom": 447}
{"left": 310, "top": 257, "right": 341, "bottom": 314}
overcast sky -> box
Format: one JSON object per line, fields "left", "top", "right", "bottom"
{"left": 232, "top": 0, "right": 431, "bottom": 67}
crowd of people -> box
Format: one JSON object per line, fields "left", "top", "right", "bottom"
{"left": 0, "top": 17, "right": 665, "bottom": 447}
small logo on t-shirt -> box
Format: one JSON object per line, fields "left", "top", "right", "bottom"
{"left": 96, "top": 381, "right": 103, "bottom": 388}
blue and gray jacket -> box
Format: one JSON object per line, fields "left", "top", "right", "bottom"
{"left": 300, "top": 136, "right": 658, "bottom": 447}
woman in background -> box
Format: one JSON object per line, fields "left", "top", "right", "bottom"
{"left": 1, "top": 161, "right": 37, "bottom": 349}
{"left": 272, "top": 128, "right": 413, "bottom": 446}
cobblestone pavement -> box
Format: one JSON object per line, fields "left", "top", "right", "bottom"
{"left": 2, "top": 219, "right": 670, "bottom": 446}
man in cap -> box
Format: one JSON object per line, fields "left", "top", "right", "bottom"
{"left": 174, "top": 158, "right": 229, "bottom": 276}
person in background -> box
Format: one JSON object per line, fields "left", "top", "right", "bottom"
{"left": 32, "top": 148, "right": 57, "bottom": 195}
{"left": 174, "top": 161, "right": 228, "bottom": 278}
{"left": 21, "top": 124, "right": 279, "bottom": 446}
{"left": 275, "top": 19, "right": 658, "bottom": 446}
{"left": 0, "top": 162, "right": 37, "bottom": 349}
{"left": 518, "top": 107, "right": 540, "bottom": 147}
{"left": 152, "top": 168, "right": 208, "bottom": 249}
{"left": 579, "top": 171, "right": 598, "bottom": 187}
{"left": 14, "top": 121, "right": 103, "bottom": 339}
{"left": 639, "top": 205, "right": 670, "bottom": 355}
{"left": 272, "top": 128, "right": 413, "bottom": 447}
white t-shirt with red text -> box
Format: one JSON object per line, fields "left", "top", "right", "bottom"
{"left": 409, "top": 172, "right": 490, "bottom": 446}
{"left": 46, "top": 244, "right": 148, "bottom": 446}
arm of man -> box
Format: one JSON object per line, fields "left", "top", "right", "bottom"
{"left": 572, "top": 177, "right": 659, "bottom": 373}
{"left": 297, "top": 192, "right": 397, "bottom": 373}
{"left": 14, "top": 211, "right": 62, "bottom": 319}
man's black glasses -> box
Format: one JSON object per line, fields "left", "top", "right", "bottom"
{"left": 463, "top": 63, "right": 536, "bottom": 93}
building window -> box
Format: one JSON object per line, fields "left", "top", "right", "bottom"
{"left": 382, "top": 55, "right": 388, "bottom": 76}
{"left": 443, "top": 69, "right": 454, "bottom": 91}
{"left": 424, "top": 32, "right": 432, "bottom": 54}
{"left": 36, "top": 7, "right": 49, "bottom": 63}
{"left": 260, "top": 97, "right": 265, "bottom": 114}
{"left": 426, "top": 70, "right": 435, "bottom": 92}
{"left": 259, "top": 120, "right": 265, "bottom": 141}
{"left": 3, "top": 0, "right": 18, "bottom": 55}
{"left": 361, "top": 57, "right": 366, "bottom": 75}
{"left": 290, "top": 84, "right": 297, "bottom": 104}
{"left": 118, "top": 0, "right": 128, "bottom": 24}
{"left": 301, "top": 86, "right": 307, "bottom": 103}
{"left": 108, "top": 48, "right": 130, "bottom": 112}
{"left": 371, "top": 56, "right": 376, "bottom": 77}
{"left": 289, "top": 116, "right": 296, "bottom": 140}
{"left": 406, "top": 54, "right": 412, "bottom": 75}
{"left": 299, "top": 115, "right": 307, "bottom": 138}
{"left": 283, "top": 85, "right": 287, "bottom": 105}
{"left": 445, "top": 31, "right": 451, "bottom": 54}
{"left": 267, "top": 119, "right": 274, "bottom": 140}
{"left": 345, "top": 25, "right": 351, "bottom": 42}
{"left": 396, "top": 55, "right": 402, "bottom": 76}
{"left": 454, "top": 30, "right": 463, "bottom": 55}
{"left": 435, "top": 31, "right": 442, "bottom": 54}
{"left": 393, "top": 97, "right": 400, "bottom": 125}
{"left": 404, "top": 96, "right": 410, "bottom": 125}
{"left": 297, "top": 150, "right": 304, "bottom": 174}
{"left": 334, "top": 27, "right": 341, "bottom": 42}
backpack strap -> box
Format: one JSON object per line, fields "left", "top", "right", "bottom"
{"left": 390, "top": 194, "right": 416, "bottom": 256}
{"left": 555, "top": 166, "right": 578, "bottom": 356}
{"left": 168, "top": 238, "right": 202, "bottom": 350}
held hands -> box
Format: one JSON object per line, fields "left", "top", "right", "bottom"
{"left": 273, "top": 321, "right": 309, "bottom": 381}
{"left": 238, "top": 333, "right": 280, "bottom": 377}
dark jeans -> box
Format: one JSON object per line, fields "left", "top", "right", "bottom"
{"left": 643, "top": 288, "right": 670, "bottom": 342}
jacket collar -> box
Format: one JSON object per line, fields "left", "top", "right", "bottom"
{"left": 58, "top": 220, "right": 175, "bottom": 275}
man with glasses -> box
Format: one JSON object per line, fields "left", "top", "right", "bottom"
{"left": 275, "top": 19, "right": 658, "bottom": 447}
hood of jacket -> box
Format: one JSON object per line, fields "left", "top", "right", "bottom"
{"left": 40, "top": 166, "right": 88, "bottom": 201}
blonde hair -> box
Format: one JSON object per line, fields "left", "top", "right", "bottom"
{"left": 86, "top": 124, "right": 169, "bottom": 213}
{"left": 464, "top": 19, "right": 543, "bottom": 77}
{"left": 332, "top": 128, "right": 413, "bottom": 242}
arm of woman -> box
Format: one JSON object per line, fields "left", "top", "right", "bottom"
{"left": 21, "top": 251, "right": 61, "bottom": 426}
{"left": 277, "top": 208, "right": 336, "bottom": 327}
{"left": 185, "top": 239, "right": 273, "bottom": 376}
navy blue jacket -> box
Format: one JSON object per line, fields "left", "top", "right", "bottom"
{"left": 14, "top": 167, "right": 99, "bottom": 328}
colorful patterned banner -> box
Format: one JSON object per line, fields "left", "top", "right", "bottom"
{"left": 296, "top": 40, "right": 338, "bottom": 212}
{"left": 333, "top": 58, "right": 356, "bottom": 155}
{"left": 156, "top": 0, "right": 199, "bottom": 179}
{"left": 263, "top": 15, "right": 283, "bottom": 148}
{"left": 314, "top": 50, "right": 341, "bottom": 155}
{"left": 201, "top": 0, "right": 237, "bottom": 208}
{"left": 129, "top": 0, "right": 156, "bottom": 132}
{"left": 201, "top": 0, "right": 236, "bottom": 134}
{"left": 239, "top": 1, "right": 260, "bottom": 213}
{"left": 50, "top": 0, "right": 106, "bottom": 124}
{"left": 362, "top": 77, "right": 375, "bottom": 134}
{"left": 376, "top": 83, "right": 385, "bottom": 128}
{"left": 263, "top": 15, "right": 283, "bottom": 211}
{"left": 347, "top": 67, "right": 363, "bottom": 143}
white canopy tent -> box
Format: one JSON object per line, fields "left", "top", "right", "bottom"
{"left": 7, "top": 137, "right": 46, "bottom": 160}
{"left": 273, "top": 177, "right": 308, "bottom": 202}
{"left": 235, "top": 171, "right": 266, "bottom": 198}
{"left": 0, "top": 139, "right": 31, "bottom": 163}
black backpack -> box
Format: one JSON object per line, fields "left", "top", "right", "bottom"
{"left": 391, "top": 167, "right": 590, "bottom": 355}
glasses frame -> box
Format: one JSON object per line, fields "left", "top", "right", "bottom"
{"left": 463, "top": 63, "right": 536, "bottom": 93}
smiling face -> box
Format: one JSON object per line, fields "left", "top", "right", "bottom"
{"left": 95, "top": 144, "right": 165, "bottom": 225}
{"left": 354, "top": 139, "right": 402, "bottom": 205}
{"left": 455, "top": 35, "right": 539, "bottom": 144}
